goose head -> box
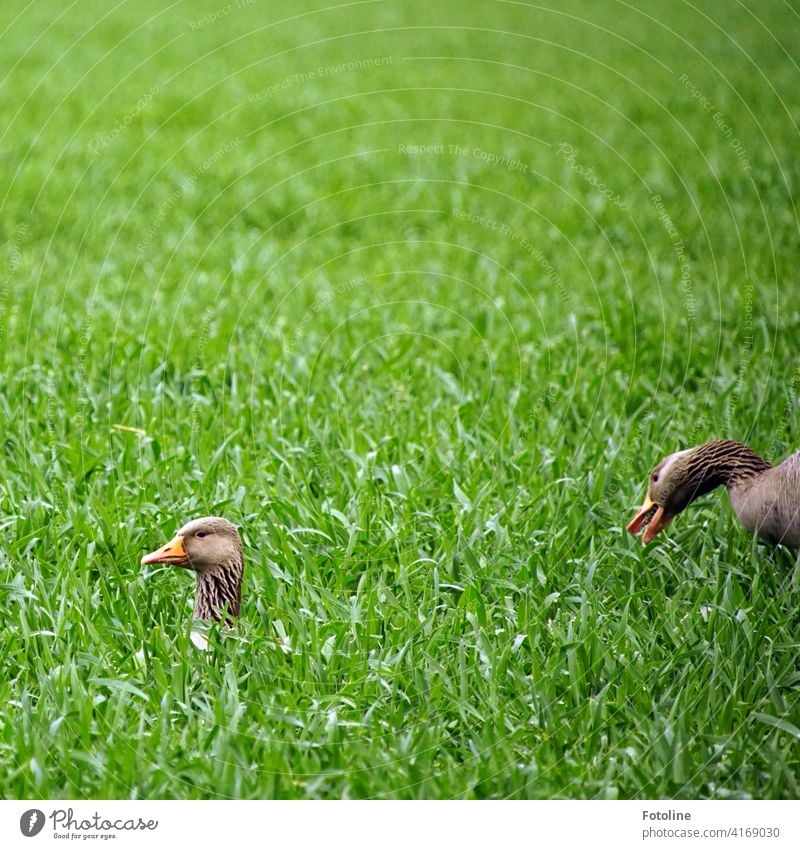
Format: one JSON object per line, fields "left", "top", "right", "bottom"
{"left": 141, "top": 516, "right": 244, "bottom": 622}
{"left": 627, "top": 440, "right": 772, "bottom": 544}
{"left": 626, "top": 449, "right": 698, "bottom": 543}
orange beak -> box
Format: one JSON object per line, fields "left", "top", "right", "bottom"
{"left": 141, "top": 535, "right": 188, "bottom": 565}
{"left": 627, "top": 496, "right": 675, "bottom": 544}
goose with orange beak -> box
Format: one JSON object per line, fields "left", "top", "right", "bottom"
{"left": 628, "top": 440, "right": 800, "bottom": 547}
{"left": 141, "top": 516, "right": 244, "bottom": 624}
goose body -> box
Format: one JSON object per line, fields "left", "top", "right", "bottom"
{"left": 141, "top": 516, "right": 244, "bottom": 624}
{"left": 728, "top": 452, "right": 800, "bottom": 547}
{"left": 627, "top": 440, "right": 800, "bottom": 548}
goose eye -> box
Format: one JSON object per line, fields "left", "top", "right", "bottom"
{"left": 196, "top": 531, "right": 208, "bottom": 538}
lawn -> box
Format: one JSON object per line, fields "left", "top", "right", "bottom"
{"left": 1, "top": 0, "right": 799, "bottom": 799}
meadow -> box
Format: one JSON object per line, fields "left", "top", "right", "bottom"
{"left": 1, "top": 0, "right": 799, "bottom": 799}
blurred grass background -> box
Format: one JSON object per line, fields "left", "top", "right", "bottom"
{"left": 0, "top": 0, "right": 799, "bottom": 798}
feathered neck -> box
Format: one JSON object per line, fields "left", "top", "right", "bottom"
{"left": 685, "top": 440, "right": 771, "bottom": 492}
{"left": 193, "top": 554, "right": 244, "bottom": 623}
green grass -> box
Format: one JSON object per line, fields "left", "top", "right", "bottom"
{"left": 1, "top": 0, "right": 800, "bottom": 799}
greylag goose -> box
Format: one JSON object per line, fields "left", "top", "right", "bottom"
{"left": 627, "top": 440, "right": 800, "bottom": 547}
{"left": 141, "top": 516, "right": 244, "bottom": 624}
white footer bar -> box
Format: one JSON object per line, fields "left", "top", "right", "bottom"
{"left": 2, "top": 800, "right": 797, "bottom": 849}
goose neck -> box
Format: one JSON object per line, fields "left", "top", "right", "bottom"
{"left": 193, "top": 556, "right": 243, "bottom": 622}
{"left": 690, "top": 440, "right": 771, "bottom": 490}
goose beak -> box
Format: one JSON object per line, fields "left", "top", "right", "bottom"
{"left": 627, "top": 496, "right": 674, "bottom": 544}
{"left": 641, "top": 506, "right": 674, "bottom": 543}
{"left": 627, "top": 495, "right": 656, "bottom": 534}
{"left": 141, "top": 535, "right": 189, "bottom": 565}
